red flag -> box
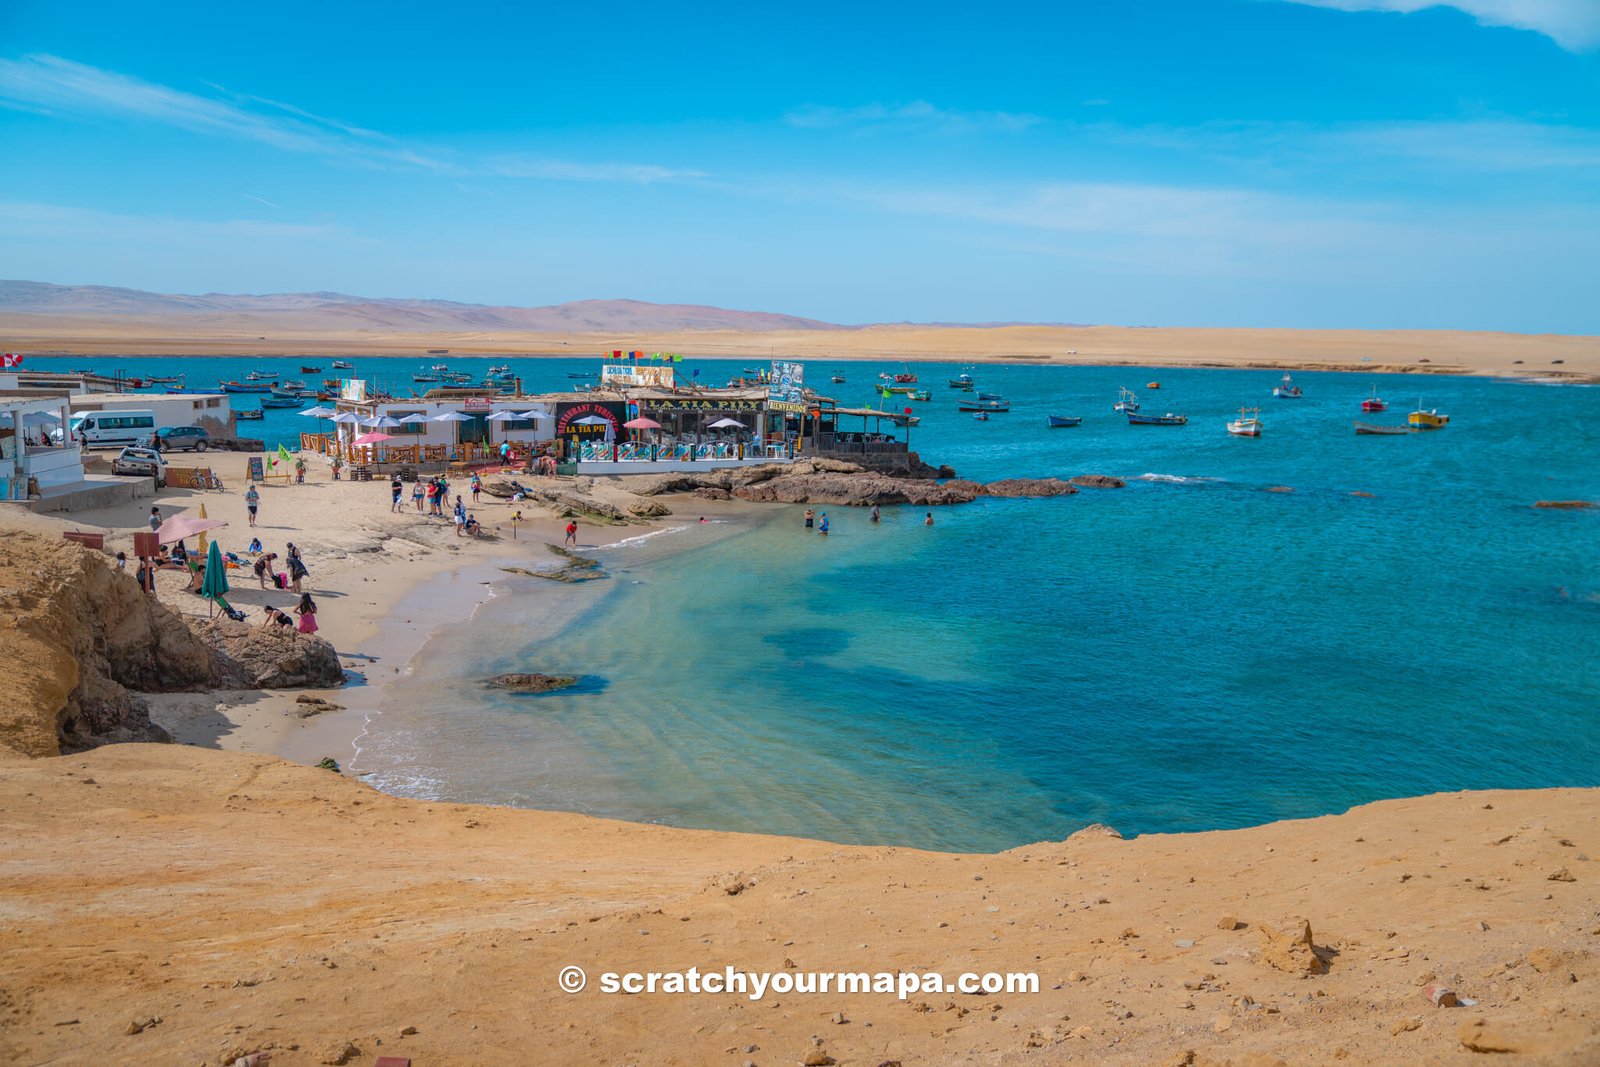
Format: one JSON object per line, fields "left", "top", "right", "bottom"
{"left": 613, "top": 350, "right": 622, "bottom": 358}
{"left": 904, "top": 407, "right": 912, "bottom": 415}
{"left": 1, "top": 353, "right": 21, "bottom": 368}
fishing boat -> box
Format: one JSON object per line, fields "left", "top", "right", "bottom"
{"left": 145, "top": 374, "right": 184, "bottom": 385}
{"left": 831, "top": 375, "right": 847, "bottom": 383}
{"left": 220, "top": 380, "right": 270, "bottom": 393}
{"left": 893, "top": 372, "right": 919, "bottom": 384}
{"left": 1361, "top": 387, "right": 1387, "bottom": 412}
{"left": 1408, "top": 407, "right": 1450, "bottom": 430}
{"left": 281, "top": 379, "right": 307, "bottom": 390}
{"left": 413, "top": 373, "right": 441, "bottom": 383}
{"left": 878, "top": 384, "right": 916, "bottom": 396}
{"left": 1354, "top": 421, "right": 1408, "bottom": 435}
{"left": 909, "top": 389, "right": 931, "bottom": 401}
{"left": 269, "top": 386, "right": 301, "bottom": 399}
{"left": 331, "top": 360, "right": 354, "bottom": 370}
{"left": 488, "top": 364, "right": 511, "bottom": 374}
{"left": 1126, "top": 411, "right": 1188, "bottom": 426}
{"left": 1047, "top": 415, "right": 1083, "bottom": 427}
{"left": 948, "top": 374, "right": 974, "bottom": 388}
{"left": 244, "top": 370, "right": 279, "bottom": 382}
{"left": 972, "top": 411, "right": 990, "bottom": 421}
{"left": 163, "top": 385, "right": 213, "bottom": 395}
{"left": 959, "top": 400, "right": 1010, "bottom": 413}
{"left": 260, "top": 393, "right": 301, "bottom": 408}
{"left": 300, "top": 365, "right": 322, "bottom": 373}
{"left": 1227, "top": 406, "right": 1263, "bottom": 437}
{"left": 567, "top": 372, "right": 595, "bottom": 379}
{"left": 234, "top": 408, "right": 264, "bottom": 420}
{"left": 1114, "top": 387, "right": 1141, "bottom": 413}
{"left": 1147, "top": 381, "right": 1161, "bottom": 389}
{"left": 977, "top": 392, "right": 1005, "bottom": 402}
{"left": 1273, "top": 373, "right": 1303, "bottom": 398}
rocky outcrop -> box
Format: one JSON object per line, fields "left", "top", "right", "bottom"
{"left": 694, "top": 486, "right": 732, "bottom": 500}
{"left": 194, "top": 618, "right": 345, "bottom": 689}
{"left": 485, "top": 673, "right": 578, "bottom": 693}
{"left": 1069, "top": 475, "right": 1127, "bottom": 489}
{"left": 984, "top": 478, "right": 1079, "bottom": 498}
{"left": 628, "top": 500, "right": 672, "bottom": 517}
{"left": 0, "top": 531, "right": 215, "bottom": 757}
{"left": 734, "top": 473, "right": 986, "bottom": 507}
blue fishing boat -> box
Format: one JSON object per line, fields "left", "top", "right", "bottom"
{"left": 260, "top": 393, "right": 301, "bottom": 408}
{"left": 1047, "top": 415, "right": 1082, "bottom": 427}
{"left": 949, "top": 374, "right": 974, "bottom": 388}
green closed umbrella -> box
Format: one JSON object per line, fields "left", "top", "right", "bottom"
{"left": 202, "top": 539, "right": 230, "bottom": 617}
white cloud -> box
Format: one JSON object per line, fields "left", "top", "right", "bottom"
{"left": 1281, "top": 1, "right": 1600, "bottom": 49}
{"left": 786, "top": 101, "right": 1042, "bottom": 134}
{"left": 0, "top": 54, "right": 694, "bottom": 184}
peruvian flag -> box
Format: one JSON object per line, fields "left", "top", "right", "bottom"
{"left": 1, "top": 353, "right": 21, "bottom": 368}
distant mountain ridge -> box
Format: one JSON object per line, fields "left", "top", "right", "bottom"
{"left": 0, "top": 280, "right": 845, "bottom": 333}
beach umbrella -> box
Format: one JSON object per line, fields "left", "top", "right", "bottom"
{"left": 298, "top": 406, "right": 335, "bottom": 418}
{"left": 156, "top": 514, "right": 228, "bottom": 545}
{"left": 352, "top": 431, "right": 396, "bottom": 445}
{"left": 573, "top": 415, "right": 610, "bottom": 426}
{"left": 330, "top": 411, "right": 363, "bottom": 423}
{"left": 707, "top": 417, "right": 745, "bottom": 429}
{"left": 485, "top": 411, "right": 521, "bottom": 421}
{"left": 515, "top": 411, "right": 552, "bottom": 422}
{"left": 368, "top": 415, "right": 402, "bottom": 428}
{"left": 432, "top": 412, "right": 474, "bottom": 421}
{"left": 197, "top": 502, "right": 211, "bottom": 556}
{"left": 623, "top": 417, "right": 662, "bottom": 429}
{"left": 201, "top": 539, "right": 228, "bottom": 618}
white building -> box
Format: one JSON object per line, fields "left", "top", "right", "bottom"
{"left": 0, "top": 394, "right": 84, "bottom": 500}
{"left": 67, "top": 392, "right": 235, "bottom": 437}
{"left": 331, "top": 384, "right": 554, "bottom": 449}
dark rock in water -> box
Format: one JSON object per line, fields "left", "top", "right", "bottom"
{"left": 1265, "top": 485, "right": 1295, "bottom": 494}
{"left": 983, "top": 478, "right": 1079, "bottom": 498}
{"left": 486, "top": 672, "right": 578, "bottom": 693}
{"left": 315, "top": 756, "right": 341, "bottom": 773}
{"left": 530, "top": 543, "right": 607, "bottom": 583}
{"left": 1069, "top": 475, "right": 1126, "bottom": 489}
{"left": 734, "top": 472, "right": 983, "bottom": 507}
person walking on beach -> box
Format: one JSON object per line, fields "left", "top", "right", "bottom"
{"left": 803, "top": 508, "right": 814, "bottom": 530}
{"left": 564, "top": 520, "right": 578, "bottom": 547}
{"left": 818, "top": 512, "right": 829, "bottom": 536}
{"left": 148, "top": 506, "right": 162, "bottom": 532}
{"left": 390, "top": 474, "right": 404, "bottom": 513}
{"left": 293, "top": 592, "right": 319, "bottom": 635}
{"left": 470, "top": 473, "right": 482, "bottom": 504}
{"left": 412, "top": 479, "right": 425, "bottom": 512}
{"left": 244, "top": 484, "right": 259, "bottom": 527}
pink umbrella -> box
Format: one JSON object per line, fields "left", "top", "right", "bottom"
{"left": 623, "top": 417, "right": 662, "bottom": 429}
{"left": 352, "top": 431, "right": 396, "bottom": 445}
{"left": 156, "top": 515, "right": 229, "bottom": 545}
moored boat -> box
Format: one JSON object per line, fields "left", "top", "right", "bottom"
{"left": 1408, "top": 407, "right": 1449, "bottom": 430}
{"left": 977, "top": 392, "right": 1005, "bottom": 401}
{"left": 331, "top": 360, "right": 354, "bottom": 370}
{"left": 1114, "top": 387, "right": 1141, "bottom": 413}
{"left": 1126, "top": 410, "right": 1188, "bottom": 426}
{"left": 1354, "top": 421, "right": 1408, "bottom": 435}
{"left": 1147, "top": 381, "right": 1161, "bottom": 389}
{"left": 1273, "top": 372, "right": 1303, "bottom": 398}
{"left": 948, "top": 374, "right": 974, "bottom": 388}
{"left": 234, "top": 408, "right": 264, "bottom": 420}
{"left": 831, "top": 375, "right": 847, "bottom": 383}
{"left": 413, "top": 373, "right": 441, "bottom": 383}
{"left": 972, "top": 411, "right": 990, "bottom": 421}
{"left": 146, "top": 374, "right": 184, "bottom": 385}
{"left": 1227, "top": 406, "right": 1263, "bottom": 437}
{"left": 260, "top": 394, "right": 301, "bottom": 408}
{"left": 909, "top": 389, "right": 931, "bottom": 401}
{"left": 1047, "top": 415, "right": 1082, "bottom": 427}
{"left": 244, "top": 370, "right": 279, "bottom": 381}
{"left": 220, "top": 380, "right": 270, "bottom": 393}
{"left": 893, "top": 372, "right": 918, "bottom": 383}
{"left": 1362, "top": 387, "right": 1387, "bottom": 412}
{"left": 959, "top": 399, "right": 1010, "bottom": 412}
{"left": 300, "top": 365, "right": 322, "bottom": 373}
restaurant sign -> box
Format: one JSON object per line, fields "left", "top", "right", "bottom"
{"left": 554, "top": 400, "right": 625, "bottom": 437}
{"left": 601, "top": 364, "right": 676, "bottom": 388}
{"left": 647, "top": 397, "right": 761, "bottom": 411}
{"left": 767, "top": 401, "right": 807, "bottom": 413}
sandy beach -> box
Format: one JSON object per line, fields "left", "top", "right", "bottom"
{"left": 6, "top": 312, "right": 1599, "bottom": 382}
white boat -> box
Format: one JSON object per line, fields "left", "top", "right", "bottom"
{"left": 331, "top": 360, "right": 354, "bottom": 370}
{"left": 1114, "top": 387, "right": 1141, "bottom": 413}
{"left": 1273, "top": 373, "right": 1303, "bottom": 398}
{"left": 1227, "top": 406, "right": 1263, "bottom": 437}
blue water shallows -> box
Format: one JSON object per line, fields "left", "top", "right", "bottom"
{"left": 43, "top": 356, "right": 1600, "bottom": 851}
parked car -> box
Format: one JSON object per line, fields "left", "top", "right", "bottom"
{"left": 110, "top": 446, "right": 168, "bottom": 483}
{"left": 149, "top": 425, "right": 212, "bottom": 452}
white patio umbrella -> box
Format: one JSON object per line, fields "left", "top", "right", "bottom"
{"left": 707, "top": 417, "right": 745, "bottom": 429}
{"left": 298, "top": 406, "right": 336, "bottom": 418}
{"left": 330, "top": 411, "right": 363, "bottom": 424}
{"left": 515, "top": 411, "right": 552, "bottom": 421}
{"left": 368, "top": 415, "right": 403, "bottom": 428}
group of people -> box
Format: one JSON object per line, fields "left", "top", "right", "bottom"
{"left": 246, "top": 538, "right": 318, "bottom": 633}
{"left": 388, "top": 472, "right": 484, "bottom": 536}
{"left": 802, "top": 505, "right": 934, "bottom": 534}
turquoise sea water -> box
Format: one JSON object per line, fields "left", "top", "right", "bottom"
{"left": 40, "top": 356, "right": 1600, "bottom": 850}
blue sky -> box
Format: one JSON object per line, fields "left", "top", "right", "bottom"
{"left": 2, "top": 0, "right": 1598, "bottom": 331}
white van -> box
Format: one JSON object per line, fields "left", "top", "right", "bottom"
{"left": 59, "top": 410, "right": 158, "bottom": 448}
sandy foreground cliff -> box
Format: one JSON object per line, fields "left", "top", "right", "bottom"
{"left": 1, "top": 539, "right": 1598, "bottom": 1066}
